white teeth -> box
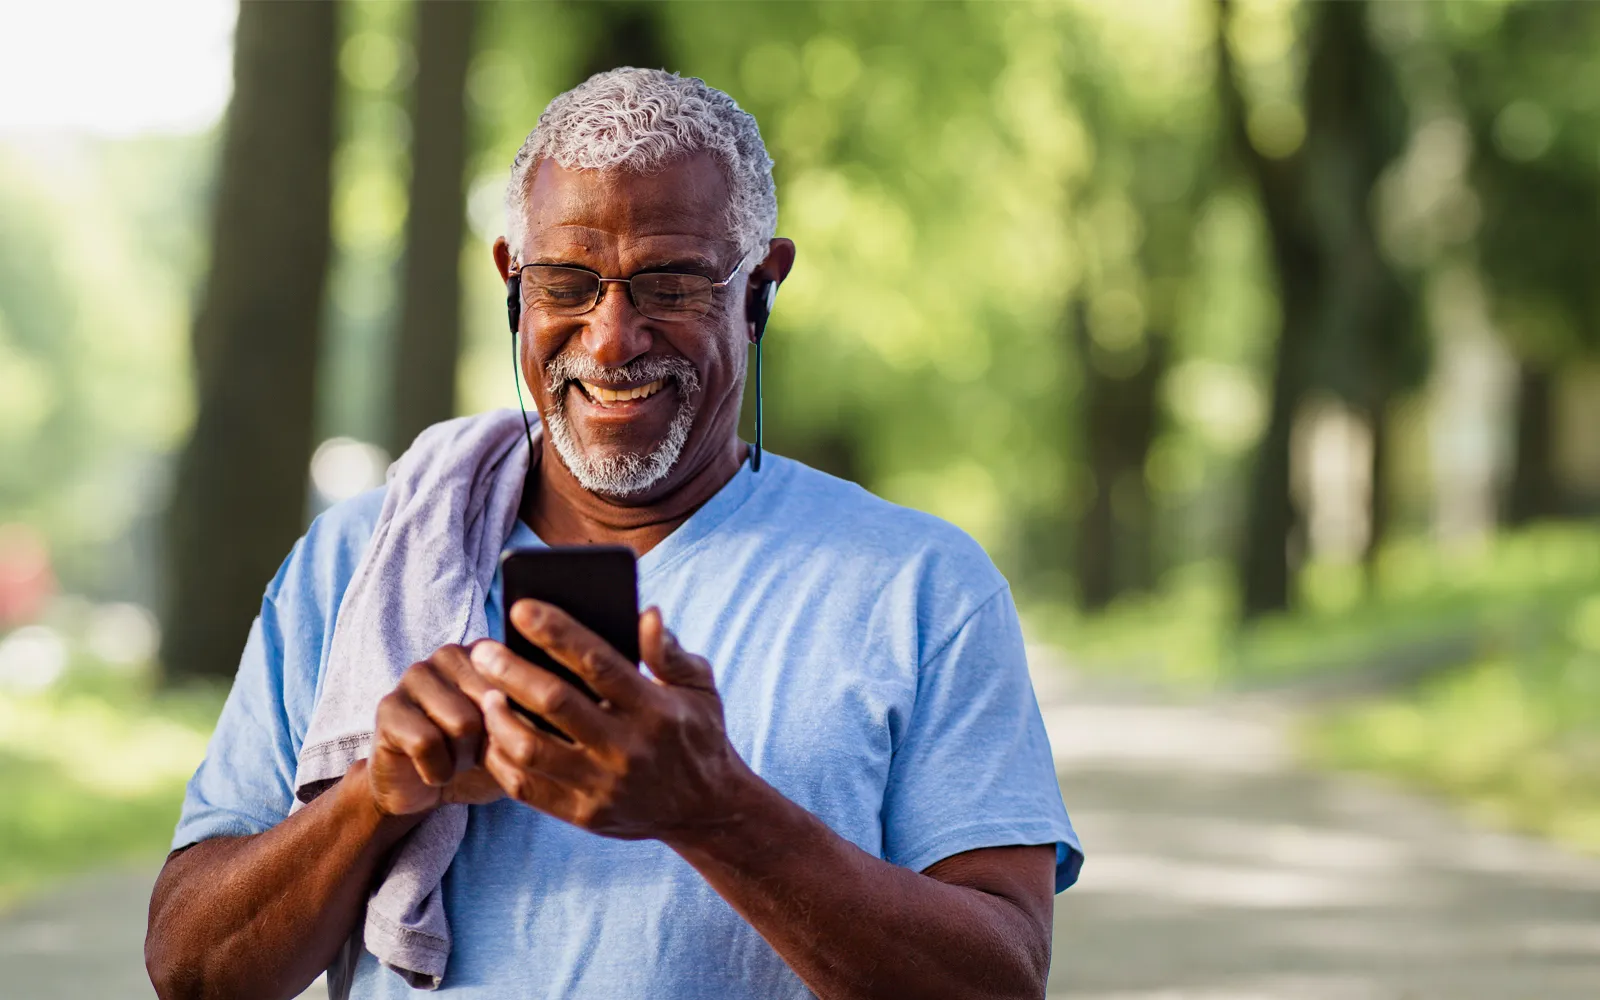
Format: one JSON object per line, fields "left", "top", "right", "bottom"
{"left": 579, "top": 378, "right": 665, "bottom": 404}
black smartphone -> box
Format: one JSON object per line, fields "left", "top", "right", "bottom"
{"left": 499, "top": 545, "right": 639, "bottom": 738}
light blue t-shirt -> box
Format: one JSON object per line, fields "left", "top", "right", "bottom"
{"left": 174, "top": 454, "right": 1081, "bottom": 998}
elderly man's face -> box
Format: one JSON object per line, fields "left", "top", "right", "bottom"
{"left": 495, "top": 153, "right": 789, "bottom": 501}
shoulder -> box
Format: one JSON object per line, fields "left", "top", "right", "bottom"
{"left": 264, "top": 486, "right": 387, "bottom": 620}
{"left": 761, "top": 456, "right": 1002, "bottom": 580}
{"left": 756, "top": 456, "right": 1009, "bottom": 656}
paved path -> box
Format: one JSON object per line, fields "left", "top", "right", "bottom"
{"left": 1031, "top": 650, "right": 1600, "bottom": 999}
{"left": 4, "top": 654, "right": 1597, "bottom": 998}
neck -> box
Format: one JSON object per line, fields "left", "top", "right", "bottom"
{"left": 521, "top": 434, "right": 747, "bottom": 556}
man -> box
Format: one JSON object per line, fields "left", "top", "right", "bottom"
{"left": 146, "top": 68, "right": 1080, "bottom": 999}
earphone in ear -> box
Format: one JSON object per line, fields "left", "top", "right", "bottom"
{"left": 507, "top": 272, "right": 536, "bottom": 462}
{"left": 748, "top": 281, "right": 777, "bottom": 472}
{"left": 506, "top": 274, "right": 522, "bottom": 334}
{"left": 750, "top": 280, "right": 776, "bottom": 344}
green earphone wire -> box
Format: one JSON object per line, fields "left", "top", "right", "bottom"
{"left": 512, "top": 332, "right": 536, "bottom": 463}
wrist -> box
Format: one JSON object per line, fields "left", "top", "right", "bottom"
{"left": 661, "top": 764, "right": 811, "bottom": 867}
{"left": 340, "top": 758, "right": 425, "bottom": 844}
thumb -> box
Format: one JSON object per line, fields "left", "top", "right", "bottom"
{"left": 639, "top": 607, "right": 713, "bottom": 689}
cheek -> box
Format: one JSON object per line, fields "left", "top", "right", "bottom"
{"left": 522, "top": 322, "right": 578, "bottom": 386}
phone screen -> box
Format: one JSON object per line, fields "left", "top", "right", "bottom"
{"left": 499, "top": 545, "right": 639, "bottom": 738}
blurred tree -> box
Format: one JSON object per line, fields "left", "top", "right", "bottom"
{"left": 1073, "top": 302, "right": 1169, "bottom": 608}
{"left": 1218, "top": 0, "right": 1417, "bottom": 616}
{"left": 1069, "top": 31, "right": 1213, "bottom": 608}
{"left": 574, "top": 0, "right": 669, "bottom": 80}
{"left": 162, "top": 1, "right": 339, "bottom": 680}
{"left": 389, "top": 0, "right": 478, "bottom": 456}
{"left": 1443, "top": 1, "right": 1600, "bottom": 526}
{"left": 1297, "top": 3, "right": 1421, "bottom": 578}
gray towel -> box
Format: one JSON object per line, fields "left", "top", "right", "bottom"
{"left": 292, "top": 408, "right": 533, "bottom": 989}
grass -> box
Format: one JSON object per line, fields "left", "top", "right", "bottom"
{"left": 1306, "top": 597, "right": 1600, "bottom": 854}
{"left": 1025, "top": 520, "right": 1600, "bottom": 856}
{"left": 0, "top": 662, "right": 225, "bottom": 908}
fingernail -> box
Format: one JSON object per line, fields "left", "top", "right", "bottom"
{"left": 472, "top": 644, "right": 504, "bottom": 676}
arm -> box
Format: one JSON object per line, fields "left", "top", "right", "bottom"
{"left": 470, "top": 602, "right": 1055, "bottom": 1000}
{"left": 146, "top": 760, "right": 419, "bottom": 1000}
{"left": 670, "top": 789, "right": 1055, "bottom": 1000}
{"left": 146, "top": 646, "right": 503, "bottom": 1000}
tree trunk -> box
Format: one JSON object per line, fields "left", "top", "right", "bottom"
{"left": 1362, "top": 392, "right": 1390, "bottom": 583}
{"left": 576, "top": 1, "right": 670, "bottom": 80}
{"left": 1506, "top": 362, "right": 1559, "bottom": 525}
{"left": 1075, "top": 305, "right": 1167, "bottom": 610}
{"left": 389, "top": 0, "right": 478, "bottom": 456}
{"left": 1215, "top": 0, "right": 1322, "bottom": 618}
{"left": 1075, "top": 301, "right": 1115, "bottom": 611}
{"left": 1239, "top": 290, "right": 1309, "bottom": 617}
{"left": 161, "top": 1, "right": 339, "bottom": 681}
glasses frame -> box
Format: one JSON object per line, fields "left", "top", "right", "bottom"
{"left": 507, "top": 253, "right": 750, "bottom": 322}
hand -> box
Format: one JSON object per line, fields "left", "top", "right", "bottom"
{"left": 467, "top": 601, "right": 756, "bottom": 842}
{"left": 368, "top": 644, "right": 507, "bottom": 816}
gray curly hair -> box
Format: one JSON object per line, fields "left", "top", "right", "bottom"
{"left": 505, "top": 67, "right": 778, "bottom": 264}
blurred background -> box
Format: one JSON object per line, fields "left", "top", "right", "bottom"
{"left": 2, "top": 0, "right": 1599, "bottom": 997}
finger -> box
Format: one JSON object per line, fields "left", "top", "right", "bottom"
{"left": 481, "top": 689, "right": 606, "bottom": 786}
{"left": 639, "top": 607, "right": 715, "bottom": 690}
{"left": 431, "top": 643, "right": 498, "bottom": 701}
{"left": 375, "top": 693, "right": 455, "bottom": 787}
{"left": 484, "top": 743, "right": 578, "bottom": 821}
{"left": 509, "top": 599, "right": 645, "bottom": 708}
{"left": 470, "top": 640, "right": 619, "bottom": 750}
{"left": 399, "top": 661, "right": 484, "bottom": 775}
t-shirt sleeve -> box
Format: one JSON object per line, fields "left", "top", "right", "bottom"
{"left": 170, "top": 591, "right": 303, "bottom": 848}
{"left": 170, "top": 490, "right": 382, "bottom": 851}
{"left": 881, "top": 587, "right": 1083, "bottom": 891}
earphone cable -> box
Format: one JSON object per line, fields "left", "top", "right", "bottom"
{"left": 512, "top": 332, "right": 536, "bottom": 463}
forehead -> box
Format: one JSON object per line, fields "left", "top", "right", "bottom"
{"left": 518, "top": 152, "right": 734, "bottom": 262}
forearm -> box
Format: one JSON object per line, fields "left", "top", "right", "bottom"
{"left": 146, "top": 760, "right": 421, "bottom": 1000}
{"left": 665, "top": 775, "right": 1048, "bottom": 1000}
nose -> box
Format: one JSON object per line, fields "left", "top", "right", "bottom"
{"left": 579, "top": 280, "right": 653, "bottom": 368}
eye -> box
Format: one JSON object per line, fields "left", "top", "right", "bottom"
{"left": 636, "top": 273, "right": 713, "bottom": 315}
{"left": 526, "top": 268, "right": 596, "bottom": 309}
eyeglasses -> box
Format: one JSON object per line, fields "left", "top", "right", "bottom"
{"left": 508, "top": 255, "right": 747, "bottom": 322}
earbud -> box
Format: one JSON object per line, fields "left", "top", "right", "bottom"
{"left": 749, "top": 281, "right": 776, "bottom": 343}
{"left": 506, "top": 274, "right": 521, "bottom": 334}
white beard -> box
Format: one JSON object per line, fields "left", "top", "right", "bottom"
{"left": 539, "top": 352, "right": 702, "bottom": 498}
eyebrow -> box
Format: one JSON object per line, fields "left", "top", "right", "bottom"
{"left": 524, "top": 254, "right": 722, "bottom": 276}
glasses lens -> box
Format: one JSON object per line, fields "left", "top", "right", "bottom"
{"left": 631, "top": 272, "right": 715, "bottom": 320}
{"left": 522, "top": 266, "right": 599, "bottom": 314}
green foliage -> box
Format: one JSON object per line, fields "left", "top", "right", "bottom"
{"left": 0, "top": 137, "right": 209, "bottom": 602}
{"left": 0, "top": 663, "right": 224, "bottom": 905}
{"left": 1443, "top": 0, "right": 1600, "bottom": 362}
{"left": 1037, "top": 521, "right": 1600, "bottom": 690}
{"left": 1307, "top": 602, "right": 1600, "bottom": 855}
{"left": 1039, "top": 519, "right": 1600, "bottom": 855}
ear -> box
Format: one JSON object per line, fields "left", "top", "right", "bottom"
{"left": 749, "top": 237, "right": 796, "bottom": 288}
{"left": 493, "top": 236, "right": 515, "bottom": 280}
{"left": 745, "top": 238, "right": 795, "bottom": 342}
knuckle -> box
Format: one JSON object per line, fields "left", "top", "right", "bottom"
{"left": 535, "top": 684, "right": 570, "bottom": 716}
{"left": 504, "top": 770, "right": 531, "bottom": 802}
{"left": 507, "top": 732, "right": 538, "bottom": 768}
{"left": 428, "top": 644, "right": 467, "bottom": 672}
{"left": 401, "top": 729, "right": 442, "bottom": 759}
{"left": 436, "top": 707, "right": 478, "bottom": 740}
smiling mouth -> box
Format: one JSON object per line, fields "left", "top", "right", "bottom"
{"left": 573, "top": 377, "right": 668, "bottom": 406}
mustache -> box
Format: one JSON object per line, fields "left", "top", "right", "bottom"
{"left": 543, "top": 351, "right": 701, "bottom": 398}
